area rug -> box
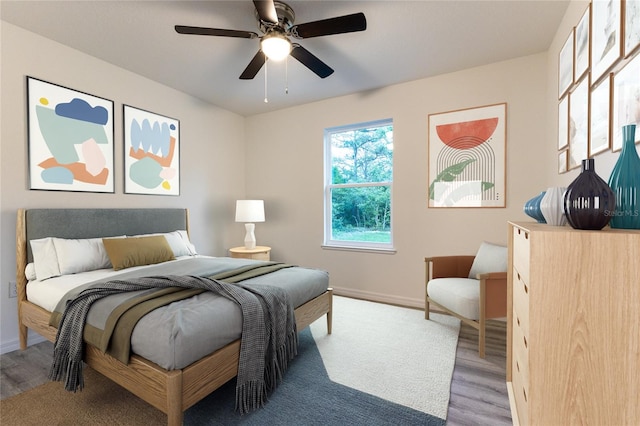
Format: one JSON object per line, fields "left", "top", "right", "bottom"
{"left": 0, "top": 296, "right": 460, "bottom": 425}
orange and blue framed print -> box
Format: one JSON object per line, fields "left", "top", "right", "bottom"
{"left": 27, "top": 76, "right": 114, "bottom": 193}
{"left": 123, "top": 105, "right": 180, "bottom": 195}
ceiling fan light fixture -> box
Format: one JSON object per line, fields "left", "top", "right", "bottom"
{"left": 261, "top": 33, "right": 291, "bottom": 61}
{"left": 176, "top": 1, "right": 367, "bottom": 80}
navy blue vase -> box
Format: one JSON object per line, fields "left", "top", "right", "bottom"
{"left": 563, "top": 158, "right": 615, "bottom": 230}
{"left": 524, "top": 191, "right": 547, "bottom": 223}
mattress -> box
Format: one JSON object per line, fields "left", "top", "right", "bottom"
{"left": 27, "top": 256, "right": 329, "bottom": 370}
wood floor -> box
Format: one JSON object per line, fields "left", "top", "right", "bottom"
{"left": 1, "top": 318, "right": 511, "bottom": 425}
{"left": 447, "top": 320, "right": 511, "bottom": 425}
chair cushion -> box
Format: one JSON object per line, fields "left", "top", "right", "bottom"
{"left": 468, "top": 241, "right": 508, "bottom": 279}
{"left": 427, "top": 278, "right": 480, "bottom": 320}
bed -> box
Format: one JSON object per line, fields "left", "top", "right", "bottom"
{"left": 15, "top": 208, "right": 333, "bottom": 425}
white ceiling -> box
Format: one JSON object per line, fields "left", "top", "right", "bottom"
{"left": 1, "top": 0, "right": 569, "bottom": 117}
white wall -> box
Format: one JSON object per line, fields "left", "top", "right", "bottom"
{"left": 0, "top": 23, "right": 247, "bottom": 353}
{"left": 245, "top": 53, "right": 550, "bottom": 307}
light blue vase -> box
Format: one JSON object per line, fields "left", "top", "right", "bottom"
{"left": 524, "top": 191, "right": 547, "bottom": 223}
{"left": 608, "top": 124, "right": 640, "bottom": 229}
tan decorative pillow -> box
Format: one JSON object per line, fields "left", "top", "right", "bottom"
{"left": 102, "top": 235, "right": 175, "bottom": 271}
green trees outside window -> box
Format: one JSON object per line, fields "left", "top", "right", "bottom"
{"left": 325, "top": 120, "right": 393, "bottom": 247}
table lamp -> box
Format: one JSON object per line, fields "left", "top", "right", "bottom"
{"left": 235, "top": 200, "right": 265, "bottom": 249}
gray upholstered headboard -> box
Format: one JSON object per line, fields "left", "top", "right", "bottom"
{"left": 23, "top": 208, "right": 189, "bottom": 263}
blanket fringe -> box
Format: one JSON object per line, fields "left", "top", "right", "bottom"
{"left": 236, "top": 379, "right": 266, "bottom": 415}
{"left": 48, "top": 348, "right": 84, "bottom": 392}
{"left": 264, "top": 329, "right": 299, "bottom": 396}
{"left": 279, "top": 331, "right": 298, "bottom": 375}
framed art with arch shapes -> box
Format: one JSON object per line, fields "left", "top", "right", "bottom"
{"left": 428, "top": 103, "right": 507, "bottom": 208}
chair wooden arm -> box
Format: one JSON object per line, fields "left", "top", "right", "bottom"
{"left": 476, "top": 271, "right": 507, "bottom": 280}
{"left": 478, "top": 271, "right": 508, "bottom": 319}
{"left": 425, "top": 255, "right": 475, "bottom": 280}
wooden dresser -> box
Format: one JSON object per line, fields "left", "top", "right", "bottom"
{"left": 507, "top": 222, "right": 640, "bottom": 425}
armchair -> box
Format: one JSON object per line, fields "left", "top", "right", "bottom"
{"left": 424, "top": 242, "right": 507, "bottom": 358}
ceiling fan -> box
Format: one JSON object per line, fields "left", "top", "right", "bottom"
{"left": 175, "top": 0, "right": 366, "bottom": 80}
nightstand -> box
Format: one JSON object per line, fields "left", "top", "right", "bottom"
{"left": 229, "top": 246, "right": 271, "bottom": 261}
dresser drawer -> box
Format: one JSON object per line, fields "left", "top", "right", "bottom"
{"left": 512, "top": 267, "right": 530, "bottom": 337}
{"left": 512, "top": 226, "right": 530, "bottom": 284}
{"left": 511, "top": 316, "right": 530, "bottom": 424}
{"left": 511, "top": 358, "right": 530, "bottom": 425}
{"left": 512, "top": 318, "right": 529, "bottom": 387}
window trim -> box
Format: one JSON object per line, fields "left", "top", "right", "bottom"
{"left": 323, "top": 119, "right": 394, "bottom": 251}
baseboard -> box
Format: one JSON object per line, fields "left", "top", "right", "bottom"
{"left": 0, "top": 333, "right": 47, "bottom": 355}
{"left": 332, "top": 286, "right": 424, "bottom": 310}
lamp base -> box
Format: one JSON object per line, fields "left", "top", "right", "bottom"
{"left": 244, "top": 223, "right": 256, "bottom": 249}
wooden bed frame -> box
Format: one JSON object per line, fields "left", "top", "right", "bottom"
{"left": 15, "top": 208, "right": 333, "bottom": 425}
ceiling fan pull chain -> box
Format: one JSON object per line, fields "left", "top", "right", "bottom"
{"left": 264, "top": 59, "right": 269, "bottom": 103}
{"left": 285, "top": 56, "right": 289, "bottom": 95}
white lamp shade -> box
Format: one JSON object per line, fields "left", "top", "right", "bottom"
{"left": 235, "top": 200, "right": 265, "bottom": 223}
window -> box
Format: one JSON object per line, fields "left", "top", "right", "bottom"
{"left": 324, "top": 119, "right": 393, "bottom": 250}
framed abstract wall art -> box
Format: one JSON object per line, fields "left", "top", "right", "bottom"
{"left": 589, "top": 74, "right": 612, "bottom": 156}
{"left": 558, "top": 149, "right": 569, "bottom": 174}
{"left": 559, "top": 29, "right": 575, "bottom": 98}
{"left": 575, "top": 6, "right": 591, "bottom": 82}
{"left": 123, "top": 105, "right": 180, "bottom": 195}
{"left": 612, "top": 52, "right": 640, "bottom": 150}
{"left": 624, "top": 0, "right": 640, "bottom": 57}
{"left": 558, "top": 95, "right": 569, "bottom": 150}
{"left": 428, "top": 103, "right": 506, "bottom": 208}
{"left": 27, "top": 77, "right": 114, "bottom": 192}
{"left": 569, "top": 76, "right": 590, "bottom": 169}
{"left": 591, "top": 0, "right": 621, "bottom": 83}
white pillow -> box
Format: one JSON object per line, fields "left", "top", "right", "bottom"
{"left": 128, "top": 230, "right": 197, "bottom": 257}
{"left": 468, "top": 241, "right": 508, "bottom": 279}
{"left": 170, "top": 230, "right": 198, "bottom": 256}
{"left": 30, "top": 237, "right": 61, "bottom": 281}
{"left": 53, "top": 237, "right": 115, "bottom": 275}
{"left": 25, "top": 263, "right": 37, "bottom": 281}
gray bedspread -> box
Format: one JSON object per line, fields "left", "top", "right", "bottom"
{"left": 50, "top": 274, "right": 297, "bottom": 414}
{"left": 53, "top": 257, "right": 328, "bottom": 370}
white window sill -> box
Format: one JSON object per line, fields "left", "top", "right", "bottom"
{"left": 321, "top": 245, "right": 397, "bottom": 254}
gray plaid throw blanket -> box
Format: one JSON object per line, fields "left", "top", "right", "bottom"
{"left": 48, "top": 275, "right": 297, "bottom": 415}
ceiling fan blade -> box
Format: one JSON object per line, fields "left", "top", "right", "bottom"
{"left": 253, "top": 0, "right": 278, "bottom": 24}
{"left": 239, "top": 51, "right": 267, "bottom": 80}
{"left": 290, "top": 12, "right": 366, "bottom": 39}
{"left": 290, "top": 45, "right": 334, "bottom": 78}
{"left": 175, "top": 25, "right": 258, "bottom": 39}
